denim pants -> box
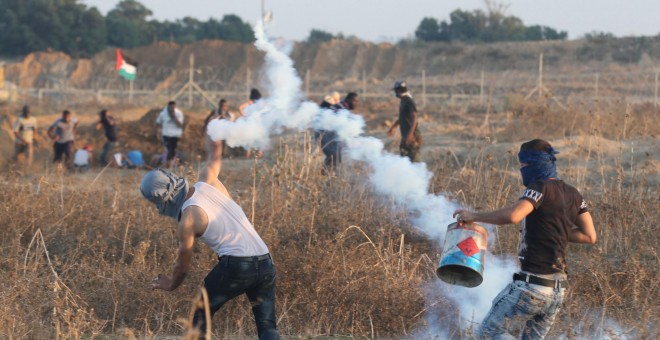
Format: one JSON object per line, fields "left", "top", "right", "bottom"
{"left": 477, "top": 280, "right": 566, "bottom": 339}
{"left": 192, "top": 255, "right": 279, "bottom": 340}
{"left": 100, "top": 141, "right": 117, "bottom": 165}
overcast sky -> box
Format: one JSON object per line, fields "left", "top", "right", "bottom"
{"left": 81, "top": 0, "right": 660, "bottom": 42}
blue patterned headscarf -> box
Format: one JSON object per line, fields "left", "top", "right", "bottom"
{"left": 518, "top": 147, "right": 559, "bottom": 186}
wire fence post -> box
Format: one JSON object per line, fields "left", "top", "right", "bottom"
{"left": 305, "top": 69, "right": 310, "bottom": 97}
{"left": 422, "top": 69, "right": 426, "bottom": 108}
{"left": 538, "top": 53, "right": 543, "bottom": 99}
{"left": 655, "top": 71, "right": 658, "bottom": 107}
{"left": 480, "top": 69, "right": 485, "bottom": 105}
{"left": 362, "top": 70, "right": 367, "bottom": 99}
{"left": 246, "top": 67, "right": 251, "bottom": 96}
{"left": 188, "top": 53, "right": 194, "bottom": 108}
{"left": 594, "top": 73, "right": 599, "bottom": 99}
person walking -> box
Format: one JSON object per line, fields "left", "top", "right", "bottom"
{"left": 12, "top": 105, "right": 38, "bottom": 168}
{"left": 453, "top": 139, "right": 597, "bottom": 339}
{"left": 156, "top": 101, "right": 184, "bottom": 168}
{"left": 140, "top": 138, "right": 279, "bottom": 339}
{"left": 387, "top": 81, "right": 422, "bottom": 163}
{"left": 316, "top": 92, "right": 360, "bottom": 173}
{"left": 47, "top": 110, "right": 78, "bottom": 166}
{"left": 96, "top": 109, "right": 117, "bottom": 165}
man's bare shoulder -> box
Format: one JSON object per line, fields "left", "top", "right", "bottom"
{"left": 199, "top": 178, "right": 231, "bottom": 199}
{"left": 180, "top": 205, "right": 208, "bottom": 237}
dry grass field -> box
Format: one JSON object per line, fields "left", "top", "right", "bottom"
{"left": 0, "top": 97, "right": 658, "bottom": 339}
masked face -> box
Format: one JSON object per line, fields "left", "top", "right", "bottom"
{"left": 140, "top": 169, "right": 189, "bottom": 220}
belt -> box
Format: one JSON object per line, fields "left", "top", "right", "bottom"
{"left": 218, "top": 253, "right": 271, "bottom": 262}
{"left": 513, "top": 272, "right": 568, "bottom": 289}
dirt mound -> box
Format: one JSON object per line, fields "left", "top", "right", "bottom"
{"left": 6, "top": 37, "right": 660, "bottom": 93}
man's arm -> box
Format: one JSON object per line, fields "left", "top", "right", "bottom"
{"left": 151, "top": 207, "right": 205, "bottom": 291}
{"left": 169, "top": 110, "right": 184, "bottom": 128}
{"left": 453, "top": 199, "right": 535, "bottom": 226}
{"left": 569, "top": 212, "right": 597, "bottom": 244}
{"left": 387, "top": 120, "right": 400, "bottom": 137}
{"left": 47, "top": 124, "right": 57, "bottom": 141}
{"left": 199, "top": 137, "right": 223, "bottom": 184}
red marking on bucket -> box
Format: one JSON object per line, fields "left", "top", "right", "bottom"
{"left": 457, "top": 237, "right": 479, "bottom": 257}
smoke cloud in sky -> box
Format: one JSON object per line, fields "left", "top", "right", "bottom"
{"left": 207, "top": 20, "right": 522, "bottom": 334}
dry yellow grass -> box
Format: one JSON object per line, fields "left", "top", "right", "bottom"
{"left": 0, "top": 98, "right": 657, "bottom": 339}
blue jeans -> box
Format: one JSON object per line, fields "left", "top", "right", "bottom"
{"left": 477, "top": 280, "right": 566, "bottom": 339}
{"left": 193, "top": 255, "right": 279, "bottom": 339}
{"left": 100, "top": 141, "right": 117, "bottom": 165}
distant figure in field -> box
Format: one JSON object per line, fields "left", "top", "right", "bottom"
{"left": 204, "top": 99, "right": 234, "bottom": 130}
{"left": 96, "top": 109, "right": 117, "bottom": 165}
{"left": 72, "top": 144, "right": 92, "bottom": 172}
{"left": 387, "top": 81, "right": 422, "bottom": 163}
{"left": 238, "top": 88, "right": 262, "bottom": 118}
{"left": 13, "top": 105, "right": 38, "bottom": 168}
{"left": 140, "top": 138, "right": 279, "bottom": 339}
{"left": 453, "top": 139, "right": 597, "bottom": 339}
{"left": 338, "top": 92, "right": 359, "bottom": 112}
{"left": 113, "top": 150, "right": 147, "bottom": 169}
{"left": 156, "top": 101, "right": 184, "bottom": 168}
{"left": 47, "top": 110, "right": 78, "bottom": 166}
{"left": 239, "top": 89, "right": 264, "bottom": 158}
{"left": 316, "top": 92, "right": 360, "bottom": 173}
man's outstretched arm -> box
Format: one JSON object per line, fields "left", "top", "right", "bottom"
{"left": 199, "top": 137, "right": 223, "bottom": 184}
{"left": 151, "top": 207, "right": 204, "bottom": 291}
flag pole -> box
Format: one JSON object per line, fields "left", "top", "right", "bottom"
{"left": 129, "top": 79, "right": 134, "bottom": 103}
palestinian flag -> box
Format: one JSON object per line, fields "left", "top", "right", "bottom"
{"left": 116, "top": 49, "right": 137, "bottom": 81}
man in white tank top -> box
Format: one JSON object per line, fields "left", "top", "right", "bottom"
{"left": 140, "top": 139, "right": 279, "bottom": 339}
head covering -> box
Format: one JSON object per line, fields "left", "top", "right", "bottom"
{"left": 140, "top": 169, "right": 189, "bottom": 220}
{"left": 518, "top": 147, "right": 560, "bottom": 187}
{"left": 83, "top": 144, "right": 92, "bottom": 151}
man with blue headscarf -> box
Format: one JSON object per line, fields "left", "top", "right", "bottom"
{"left": 140, "top": 139, "right": 279, "bottom": 339}
{"left": 453, "top": 139, "right": 597, "bottom": 339}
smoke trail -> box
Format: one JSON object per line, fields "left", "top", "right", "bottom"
{"left": 207, "top": 20, "right": 515, "bottom": 335}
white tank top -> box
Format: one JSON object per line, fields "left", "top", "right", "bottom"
{"left": 182, "top": 182, "right": 269, "bottom": 257}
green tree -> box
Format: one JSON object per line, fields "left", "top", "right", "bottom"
{"left": 106, "top": 0, "right": 153, "bottom": 48}
{"left": 415, "top": 17, "right": 442, "bottom": 42}
{"left": 306, "top": 29, "right": 334, "bottom": 43}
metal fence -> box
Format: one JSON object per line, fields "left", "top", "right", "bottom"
{"left": 3, "top": 54, "right": 659, "bottom": 110}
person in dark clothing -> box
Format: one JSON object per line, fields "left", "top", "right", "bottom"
{"left": 317, "top": 92, "right": 359, "bottom": 173}
{"left": 387, "top": 81, "right": 422, "bottom": 163}
{"left": 453, "top": 139, "right": 597, "bottom": 339}
{"left": 96, "top": 109, "right": 117, "bottom": 165}
{"left": 338, "top": 92, "right": 359, "bottom": 111}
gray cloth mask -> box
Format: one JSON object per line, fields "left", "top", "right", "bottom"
{"left": 140, "top": 169, "right": 189, "bottom": 220}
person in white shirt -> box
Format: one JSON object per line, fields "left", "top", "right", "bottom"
{"left": 155, "top": 101, "right": 184, "bottom": 168}
{"left": 140, "top": 138, "right": 279, "bottom": 339}
{"left": 72, "top": 144, "right": 92, "bottom": 171}
{"left": 13, "top": 105, "right": 38, "bottom": 167}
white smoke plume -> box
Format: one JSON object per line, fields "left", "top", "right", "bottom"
{"left": 206, "top": 20, "right": 518, "bottom": 335}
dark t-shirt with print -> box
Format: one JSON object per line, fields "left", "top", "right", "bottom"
{"left": 398, "top": 95, "right": 420, "bottom": 141}
{"left": 100, "top": 116, "right": 117, "bottom": 142}
{"left": 518, "top": 179, "right": 588, "bottom": 275}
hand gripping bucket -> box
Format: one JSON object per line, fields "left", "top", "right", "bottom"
{"left": 436, "top": 222, "right": 488, "bottom": 288}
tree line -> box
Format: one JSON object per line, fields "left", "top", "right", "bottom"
{"left": 0, "top": 0, "right": 572, "bottom": 58}
{"left": 413, "top": 9, "right": 567, "bottom": 43}
{"left": 0, "top": 0, "right": 254, "bottom": 57}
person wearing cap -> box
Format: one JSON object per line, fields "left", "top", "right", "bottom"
{"left": 452, "top": 139, "right": 597, "bottom": 339}
{"left": 156, "top": 101, "right": 184, "bottom": 168}
{"left": 13, "top": 105, "right": 38, "bottom": 168}
{"left": 140, "top": 138, "right": 279, "bottom": 339}
{"left": 387, "top": 81, "right": 422, "bottom": 163}
{"left": 72, "top": 144, "right": 93, "bottom": 172}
